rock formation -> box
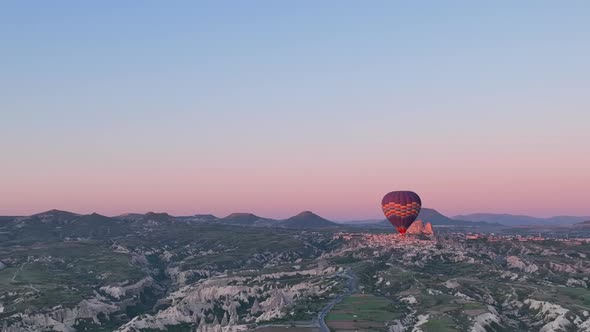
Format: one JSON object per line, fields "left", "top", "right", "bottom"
{"left": 406, "top": 220, "right": 434, "bottom": 237}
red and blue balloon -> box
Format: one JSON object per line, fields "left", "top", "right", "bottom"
{"left": 381, "top": 191, "right": 422, "bottom": 234}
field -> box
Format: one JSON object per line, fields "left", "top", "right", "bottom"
{"left": 420, "top": 316, "right": 458, "bottom": 332}
{"left": 255, "top": 327, "right": 319, "bottom": 332}
{"left": 325, "top": 293, "right": 401, "bottom": 332}
{"left": 0, "top": 241, "right": 145, "bottom": 312}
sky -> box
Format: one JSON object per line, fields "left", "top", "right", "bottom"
{"left": 1, "top": 1, "right": 589, "bottom": 220}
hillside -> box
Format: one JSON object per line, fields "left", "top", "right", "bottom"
{"left": 357, "top": 208, "right": 497, "bottom": 228}
{"left": 218, "top": 212, "right": 274, "bottom": 226}
{"left": 191, "top": 214, "right": 218, "bottom": 222}
{"left": 279, "top": 211, "right": 338, "bottom": 229}
{"left": 574, "top": 220, "right": 590, "bottom": 228}
{"left": 454, "top": 213, "right": 590, "bottom": 226}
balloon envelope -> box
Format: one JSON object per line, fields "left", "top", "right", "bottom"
{"left": 381, "top": 191, "right": 422, "bottom": 234}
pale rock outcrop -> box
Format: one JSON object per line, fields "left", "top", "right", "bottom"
{"left": 7, "top": 298, "right": 118, "bottom": 332}
{"left": 567, "top": 278, "right": 588, "bottom": 288}
{"left": 548, "top": 262, "right": 577, "bottom": 274}
{"left": 388, "top": 319, "right": 405, "bottom": 332}
{"left": 117, "top": 314, "right": 168, "bottom": 332}
{"left": 400, "top": 296, "right": 417, "bottom": 304}
{"left": 471, "top": 306, "right": 501, "bottom": 332}
{"left": 411, "top": 314, "right": 430, "bottom": 332}
{"left": 444, "top": 279, "right": 460, "bottom": 289}
{"left": 423, "top": 222, "right": 434, "bottom": 236}
{"left": 116, "top": 266, "right": 334, "bottom": 331}
{"left": 454, "top": 292, "right": 475, "bottom": 301}
{"left": 406, "top": 221, "right": 434, "bottom": 237}
{"left": 524, "top": 299, "right": 573, "bottom": 332}
{"left": 250, "top": 298, "right": 261, "bottom": 314}
{"left": 506, "top": 256, "right": 538, "bottom": 273}
{"left": 166, "top": 267, "right": 215, "bottom": 286}
{"left": 500, "top": 271, "right": 519, "bottom": 280}
{"left": 100, "top": 277, "right": 158, "bottom": 299}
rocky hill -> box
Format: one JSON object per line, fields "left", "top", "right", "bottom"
{"left": 279, "top": 211, "right": 338, "bottom": 229}
{"left": 454, "top": 213, "right": 590, "bottom": 226}
{"left": 574, "top": 220, "right": 590, "bottom": 228}
{"left": 406, "top": 220, "right": 434, "bottom": 237}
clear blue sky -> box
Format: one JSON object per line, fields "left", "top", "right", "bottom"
{"left": 1, "top": 1, "right": 589, "bottom": 219}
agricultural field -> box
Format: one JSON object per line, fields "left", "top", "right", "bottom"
{"left": 325, "top": 293, "right": 401, "bottom": 332}
{"left": 255, "top": 327, "right": 319, "bottom": 332}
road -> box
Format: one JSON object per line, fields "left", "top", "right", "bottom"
{"left": 254, "top": 269, "right": 359, "bottom": 332}
{"left": 316, "top": 269, "right": 358, "bottom": 332}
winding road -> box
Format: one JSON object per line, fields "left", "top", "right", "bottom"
{"left": 316, "top": 269, "right": 358, "bottom": 332}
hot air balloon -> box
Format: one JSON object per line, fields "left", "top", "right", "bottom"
{"left": 381, "top": 191, "right": 421, "bottom": 235}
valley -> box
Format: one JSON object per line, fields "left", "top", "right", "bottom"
{"left": 1, "top": 211, "right": 590, "bottom": 331}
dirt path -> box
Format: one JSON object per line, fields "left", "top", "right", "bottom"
{"left": 11, "top": 261, "right": 29, "bottom": 282}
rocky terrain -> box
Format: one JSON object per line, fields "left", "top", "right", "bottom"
{"left": 328, "top": 232, "right": 590, "bottom": 331}
{"left": 1, "top": 210, "right": 590, "bottom": 331}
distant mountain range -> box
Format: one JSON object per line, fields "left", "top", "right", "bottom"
{"left": 281, "top": 211, "right": 336, "bottom": 228}
{"left": 3, "top": 209, "right": 588, "bottom": 232}
{"left": 0, "top": 209, "right": 340, "bottom": 230}
{"left": 214, "top": 211, "right": 338, "bottom": 229}
{"left": 343, "top": 208, "right": 498, "bottom": 227}
{"left": 453, "top": 213, "right": 590, "bottom": 226}
{"left": 574, "top": 220, "right": 590, "bottom": 228}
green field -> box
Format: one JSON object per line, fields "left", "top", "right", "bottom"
{"left": 421, "top": 315, "right": 458, "bottom": 332}
{"left": 325, "top": 293, "right": 402, "bottom": 332}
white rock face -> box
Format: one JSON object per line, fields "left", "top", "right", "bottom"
{"left": 117, "top": 314, "right": 168, "bottom": 332}
{"left": 426, "top": 288, "right": 442, "bottom": 295}
{"left": 4, "top": 274, "right": 160, "bottom": 332}
{"left": 506, "top": 256, "right": 538, "bottom": 273}
{"left": 471, "top": 306, "right": 501, "bottom": 332}
{"left": 524, "top": 299, "right": 574, "bottom": 332}
{"left": 400, "top": 295, "right": 417, "bottom": 304}
{"left": 100, "top": 277, "right": 157, "bottom": 299}
{"left": 444, "top": 279, "right": 460, "bottom": 289}
{"left": 578, "top": 318, "right": 590, "bottom": 332}
{"left": 406, "top": 220, "right": 434, "bottom": 237}
{"left": 7, "top": 298, "right": 119, "bottom": 332}
{"left": 500, "top": 271, "right": 519, "bottom": 280}
{"left": 411, "top": 314, "right": 430, "bottom": 332}
{"left": 471, "top": 312, "right": 500, "bottom": 332}
{"left": 115, "top": 265, "right": 336, "bottom": 332}
{"left": 166, "top": 267, "right": 215, "bottom": 286}
{"left": 388, "top": 319, "right": 405, "bottom": 332}
{"left": 454, "top": 292, "right": 475, "bottom": 301}
{"left": 567, "top": 278, "right": 588, "bottom": 288}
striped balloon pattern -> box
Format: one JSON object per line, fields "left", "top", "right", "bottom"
{"left": 381, "top": 191, "right": 422, "bottom": 234}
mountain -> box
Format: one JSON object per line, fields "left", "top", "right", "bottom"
{"left": 4, "top": 211, "right": 130, "bottom": 242}
{"left": 191, "top": 214, "right": 219, "bottom": 222}
{"left": 279, "top": 211, "right": 338, "bottom": 229}
{"left": 454, "top": 213, "right": 590, "bottom": 226}
{"left": 63, "top": 213, "right": 124, "bottom": 237}
{"left": 143, "top": 212, "right": 175, "bottom": 223}
{"left": 116, "top": 213, "right": 145, "bottom": 221}
{"left": 367, "top": 208, "right": 496, "bottom": 227}
{"left": 27, "top": 209, "right": 81, "bottom": 224}
{"left": 417, "top": 208, "right": 475, "bottom": 226}
{"left": 344, "top": 208, "right": 495, "bottom": 228}
{"left": 338, "top": 219, "right": 383, "bottom": 225}
{"left": 218, "top": 213, "right": 274, "bottom": 226}
{"left": 573, "top": 220, "right": 590, "bottom": 228}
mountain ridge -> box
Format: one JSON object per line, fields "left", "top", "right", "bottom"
{"left": 279, "top": 211, "right": 338, "bottom": 229}
{"left": 454, "top": 213, "right": 590, "bottom": 226}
